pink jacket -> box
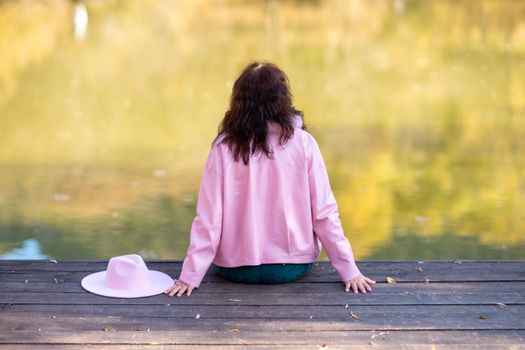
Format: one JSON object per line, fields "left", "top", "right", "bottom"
{"left": 178, "top": 116, "right": 362, "bottom": 288}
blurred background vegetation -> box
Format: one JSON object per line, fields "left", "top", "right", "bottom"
{"left": 0, "top": 0, "right": 524, "bottom": 260}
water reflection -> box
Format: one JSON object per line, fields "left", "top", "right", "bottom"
{"left": 368, "top": 231, "right": 521, "bottom": 260}
{"left": 73, "top": 3, "right": 88, "bottom": 40}
{"left": 1, "top": 238, "right": 50, "bottom": 259}
{"left": 0, "top": 0, "right": 524, "bottom": 259}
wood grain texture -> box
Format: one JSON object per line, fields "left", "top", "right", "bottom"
{"left": 0, "top": 260, "right": 524, "bottom": 347}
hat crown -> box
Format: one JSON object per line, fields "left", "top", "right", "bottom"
{"left": 104, "top": 254, "right": 150, "bottom": 290}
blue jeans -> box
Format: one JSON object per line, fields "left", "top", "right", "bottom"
{"left": 211, "top": 262, "right": 314, "bottom": 284}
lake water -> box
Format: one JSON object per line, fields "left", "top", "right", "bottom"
{"left": 1, "top": 0, "right": 524, "bottom": 260}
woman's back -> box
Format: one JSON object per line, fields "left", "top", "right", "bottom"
{"left": 179, "top": 114, "right": 362, "bottom": 288}
{"left": 214, "top": 116, "right": 321, "bottom": 266}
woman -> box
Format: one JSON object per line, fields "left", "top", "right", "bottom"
{"left": 164, "top": 61, "right": 375, "bottom": 297}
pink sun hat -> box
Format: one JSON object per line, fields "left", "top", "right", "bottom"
{"left": 81, "top": 254, "right": 174, "bottom": 298}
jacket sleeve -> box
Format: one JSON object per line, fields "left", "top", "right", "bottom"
{"left": 307, "top": 134, "right": 362, "bottom": 282}
{"left": 178, "top": 145, "right": 223, "bottom": 288}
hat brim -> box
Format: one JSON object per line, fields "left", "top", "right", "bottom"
{"left": 81, "top": 270, "right": 174, "bottom": 298}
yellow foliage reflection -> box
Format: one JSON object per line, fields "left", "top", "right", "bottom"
{"left": 0, "top": 0, "right": 523, "bottom": 259}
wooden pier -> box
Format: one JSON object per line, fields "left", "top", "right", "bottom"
{"left": 0, "top": 260, "right": 524, "bottom": 349}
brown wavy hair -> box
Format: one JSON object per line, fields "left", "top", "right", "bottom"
{"left": 213, "top": 61, "right": 306, "bottom": 165}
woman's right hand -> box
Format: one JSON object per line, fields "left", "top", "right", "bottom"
{"left": 344, "top": 274, "right": 376, "bottom": 293}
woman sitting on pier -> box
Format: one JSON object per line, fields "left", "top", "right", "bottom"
{"left": 164, "top": 61, "right": 376, "bottom": 297}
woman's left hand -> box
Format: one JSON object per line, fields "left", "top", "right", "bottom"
{"left": 164, "top": 279, "right": 195, "bottom": 297}
{"left": 344, "top": 274, "right": 375, "bottom": 294}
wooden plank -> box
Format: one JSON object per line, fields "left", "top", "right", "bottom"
{"left": 0, "top": 329, "right": 524, "bottom": 346}
{"left": 1, "top": 260, "right": 523, "bottom": 276}
{"left": 0, "top": 346, "right": 465, "bottom": 350}
{"left": 1, "top": 260, "right": 524, "bottom": 282}
{"left": 2, "top": 313, "right": 524, "bottom": 332}
{"left": 1, "top": 268, "right": 523, "bottom": 284}
{"left": 1, "top": 304, "right": 522, "bottom": 330}
{"left": 1, "top": 289, "right": 523, "bottom": 306}
{"left": 0, "top": 346, "right": 524, "bottom": 350}
{"left": 1, "top": 280, "right": 524, "bottom": 297}
{"left": 1, "top": 346, "right": 357, "bottom": 350}
{"left": 0, "top": 346, "right": 340, "bottom": 350}
{"left": 0, "top": 345, "right": 524, "bottom": 350}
